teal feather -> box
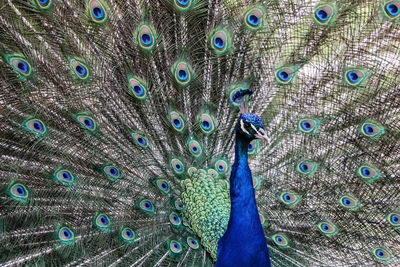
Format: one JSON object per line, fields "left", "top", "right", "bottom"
{"left": 1, "top": 0, "right": 400, "bottom": 266}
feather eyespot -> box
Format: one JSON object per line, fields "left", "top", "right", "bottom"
{"left": 338, "top": 194, "right": 359, "bottom": 210}
{"left": 173, "top": 61, "right": 193, "bottom": 85}
{"left": 208, "top": 169, "right": 219, "bottom": 179}
{"left": 182, "top": 217, "right": 189, "bottom": 227}
{"left": 372, "top": 247, "right": 392, "bottom": 262}
{"left": 347, "top": 71, "right": 360, "bottom": 83}
{"left": 120, "top": 226, "right": 135, "bottom": 243}
{"left": 88, "top": 0, "right": 107, "bottom": 23}
{"left": 298, "top": 118, "right": 320, "bottom": 134}
{"left": 169, "top": 240, "right": 183, "bottom": 254}
{"left": 187, "top": 237, "right": 199, "bottom": 249}
{"left": 155, "top": 179, "right": 170, "bottom": 194}
{"left": 296, "top": 160, "right": 318, "bottom": 175}
{"left": 210, "top": 29, "right": 231, "bottom": 54}
{"left": 313, "top": 4, "right": 335, "bottom": 25}
{"left": 140, "top": 199, "right": 155, "bottom": 214}
{"left": 383, "top": 1, "right": 400, "bottom": 19}
{"left": 58, "top": 226, "right": 74, "bottom": 244}
{"left": 361, "top": 121, "right": 384, "bottom": 138}
{"left": 387, "top": 212, "right": 400, "bottom": 228}
{"left": 94, "top": 213, "right": 111, "bottom": 230}
{"left": 344, "top": 68, "right": 368, "bottom": 86}
{"left": 69, "top": 59, "right": 89, "bottom": 80}
{"left": 175, "top": 0, "right": 192, "bottom": 10}
{"left": 317, "top": 221, "right": 338, "bottom": 236}
{"left": 75, "top": 114, "right": 96, "bottom": 131}
{"left": 259, "top": 212, "right": 268, "bottom": 227}
{"left": 275, "top": 67, "right": 294, "bottom": 84}
{"left": 174, "top": 200, "right": 183, "bottom": 210}
{"left": 170, "top": 158, "right": 185, "bottom": 175}
{"left": 8, "top": 183, "right": 29, "bottom": 202}
{"left": 131, "top": 132, "right": 148, "bottom": 148}
{"left": 169, "top": 111, "right": 185, "bottom": 132}
{"left": 187, "top": 137, "right": 202, "bottom": 157}
{"left": 252, "top": 176, "right": 260, "bottom": 189}
{"left": 279, "top": 191, "right": 301, "bottom": 207}
{"left": 103, "top": 165, "right": 121, "bottom": 181}
{"left": 169, "top": 212, "right": 181, "bottom": 226}
{"left": 229, "top": 87, "right": 245, "bottom": 106}
{"left": 244, "top": 7, "right": 264, "bottom": 30}
{"left": 199, "top": 113, "right": 215, "bottom": 134}
{"left": 129, "top": 76, "right": 147, "bottom": 100}
{"left": 187, "top": 166, "right": 197, "bottom": 176}
{"left": 23, "top": 118, "right": 47, "bottom": 135}
{"left": 215, "top": 159, "right": 229, "bottom": 175}
{"left": 7, "top": 55, "right": 32, "bottom": 77}
{"left": 54, "top": 169, "right": 75, "bottom": 185}
{"left": 35, "top": 0, "right": 51, "bottom": 9}
{"left": 136, "top": 24, "right": 156, "bottom": 50}
{"left": 357, "top": 164, "right": 381, "bottom": 183}
{"left": 248, "top": 140, "right": 258, "bottom": 155}
{"left": 272, "top": 233, "right": 289, "bottom": 248}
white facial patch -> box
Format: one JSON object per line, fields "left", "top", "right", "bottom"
{"left": 240, "top": 119, "right": 250, "bottom": 135}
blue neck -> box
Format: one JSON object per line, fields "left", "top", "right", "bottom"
{"left": 216, "top": 134, "right": 271, "bottom": 267}
{"left": 230, "top": 135, "right": 255, "bottom": 213}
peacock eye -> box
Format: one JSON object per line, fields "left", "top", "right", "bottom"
{"left": 35, "top": 0, "right": 51, "bottom": 9}
{"left": 169, "top": 240, "right": 183, "bottom": 254}
{"left": 57, "top": 226, "right": 75, "bottom": 244}
{"left": 139, "top": 199, "right": 155, "bottom": 214}
{"left": 7, "top": 55, "right": 33, "bottom": 77}
{"left": 8, "top": 182, "right": 29, "bottom": 202}
{"left": 175, "top": 0, "right": 191, "bottom": 9}
{"left": 313, "top": 4, "right": 335, "bottom": 25}
{"left": 372, "top": 247, "right": 392, "bottom": 263}
{"left": 272, "top": 233, "right": 289, "bottom": 248}
{"left": 169, "top": 212, "right": 181, "bottom": 227}
{"left": 69, "top": 59, "right": 89, "bottom": 80}
{"left": 173, "top": 61, "right": 193, "bottom": 86}
{"left": 176, "top": 201, "right": 183, "bottom": 210}
{"left": 317, "top": 221, "right": 338, "bottom": 236}
{"left": 23, "top": 118, "right": 47, "bottom": 135}
{"left": 120, "top": 226, "right": 135, "bottom": 243}
{"left": 136, "top": 24, "right": 156, "bottom": 51}
{"left": 155, "top": 179, "right": 170, "bottom": 194}
{"left": 384, "top": 1, "right": 400, "bottom": 19}
{"left": 187, "top": 137, "right": 203, "bottom": 158}
{"left": 103, "top": 165, "right": 121, "bottom": 181}
{"left": 279, "top": 191, "right": 302, "bottom": 207}
{"left": 88, "top": 0, "right": 107, "bottom": 23}
{"left": 54, "top": 169, "right": 75, "bottom": 185}
{"left": 187, "top": 237, "right": 200, "bottom": 249}
{"left": 244, "top": 7, "right": 264, "bottom": 30}
{"left": 338, "top": 194, "right": 359, "bottom": 210}
{"left": 387, "top": 212, "right": 400, "bottom": 228}
{"left": 75, "top": 114, "right": 96, "bottom": 131}
{"left": 94, "top": 213, "right": 111, "bottom": 230}
{"left": 210, "top": 29, "right": 231, "bottom": 54}
{"left": 131, "top": 132, "right": 149, "bottom": 148}
{"left": 170, "top": 158, "right": 185, "bottom": 175}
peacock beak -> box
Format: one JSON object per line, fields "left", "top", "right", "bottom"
{"left": 255, "top": 128, "right": 269, "bottom": 142}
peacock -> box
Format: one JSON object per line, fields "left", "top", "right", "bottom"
{"left": 1, "top": 0, "right": 400, "bottom": 265}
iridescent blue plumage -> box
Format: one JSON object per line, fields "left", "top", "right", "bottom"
{"left": 216, "top": 113, "right": 271, "bottom": 267}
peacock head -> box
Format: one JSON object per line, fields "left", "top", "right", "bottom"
{"left": 233, "top": 89, "right": 269, "bottom": 142}
{"left": 236, "top": 113, "right": 268, "bottom": 142}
